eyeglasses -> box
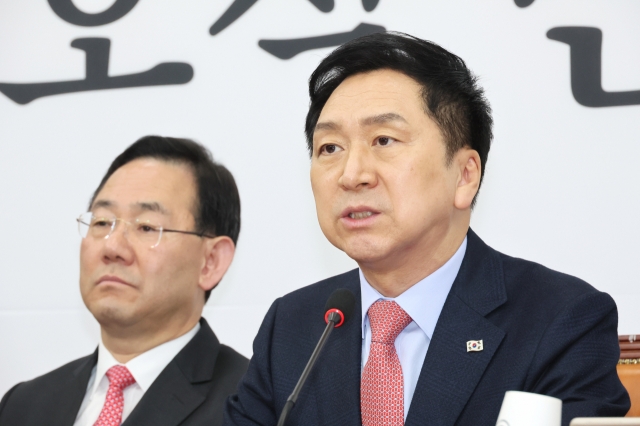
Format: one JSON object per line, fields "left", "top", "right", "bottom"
{"left": 76, "top": 212, "right": 215, "bottom": 248}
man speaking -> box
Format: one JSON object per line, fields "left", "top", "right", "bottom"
{"left": 0, "top": 136, "right": 248, "bottom": 426}
{"left": 225, "top": 33, "right": 629, "bottom": 425}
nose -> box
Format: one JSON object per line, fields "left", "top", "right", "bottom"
{"left": 102, "top": 220, "right": 135, "bottom": 264}
{"left": 338, "top": 143, "right": 377, "bottom": 191}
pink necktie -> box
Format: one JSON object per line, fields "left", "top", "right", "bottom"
{"left": 361, "top": 300, "right": 413, "bottom": 426}
{"left": 94, "top": 365, "right": 136, "bottom": 426}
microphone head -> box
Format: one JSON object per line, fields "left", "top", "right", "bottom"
{"left": 324, "top": 288, "right": 356, "bottom": 328}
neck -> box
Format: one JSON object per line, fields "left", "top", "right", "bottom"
{"left": 100, "top": 316, "right": 200, "bottom": 364}
{"left": 359, "top": 223, "right": 468, "bottom": 298}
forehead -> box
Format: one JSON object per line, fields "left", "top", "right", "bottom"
{"left": 93, "top": 158, "right": 196, "bottom": 214}
{"left": 318, "top": 69, "right": 425, "bottom": 122}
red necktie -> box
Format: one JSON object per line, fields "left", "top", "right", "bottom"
{"left": 361, "top": 300, "right": 413, "bottom": 426}
{"left": 94, "top": 365, "right": 136, "bottom": 426}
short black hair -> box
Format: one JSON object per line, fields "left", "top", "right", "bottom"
{"left": 305, "top": 32, "right": 493, "bottom": 205}
{"left": 90, "top": 136, "right": 241, "bottom": 302}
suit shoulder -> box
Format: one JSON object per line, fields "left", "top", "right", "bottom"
{"left": 280, "top": 269, "right": 359, "bottom": 305}
{"left": 5, "top": 354, "right": 94, "bottom": 397}
{"left": 259, "top": 269, "right": 359, "bottom": 335}
{"left": 216, "top": 344, "right": 249, "bottom": 373}
{"left": 497, "top": 250, "right": 611, "bottom": 310}
{"left": 0, "top": 353, "right": 94, "bottom": 422}
{"left": 207, "top": 345, "right": 249, "bottom": 400}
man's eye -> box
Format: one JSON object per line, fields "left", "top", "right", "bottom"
{"left": 375, "top": 136, "right": 397, "bottom": 146}
{"left": 92, "top": 219, "right": 111, "bottom": 228}
{"left": 320, "top": 144, "right": 341, "bottom": 155}
{"left": 137, "top": 224, "right": 159, "bottom": 233}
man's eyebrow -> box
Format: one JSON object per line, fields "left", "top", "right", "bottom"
{"left": 91, "top": 200, "right": 169, "bottom": 215}
{"left": 91, "top": 199, "right": 113, "bottom": 210}
{"left": 315, "top": 113, "right": 407, "bottom": 133}
{"left": 135, "top": 202, "right": 169, "bottom": 215}
{"left": 361, "top": 113, "right": 408, "bottom": 126}
{"left": 314, "top": 121, "right": 339, "bottom": 132}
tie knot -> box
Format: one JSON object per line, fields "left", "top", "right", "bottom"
{"left": 367, "top": 300, "right": 412, "bottom": 344}
{"left": 105, "top": 365, "right": 136, "bottom": 390}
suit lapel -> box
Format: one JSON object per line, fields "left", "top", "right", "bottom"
{"left": 121, "top": 363, "right": 206, "bottom": 426}
{"left": 405, "top": 296, "right": 505, "bottom": 425}
{"left": 313, "top": 271, "right": 363, "bottom": 426}
{"left": 405, "top": 229, "right": 508, "bottom": 426}
{"left": 49, "top": 350, "right": 97, "bottom": 426}
{"left": 122, "top": 319, "right": 218, "bottom": 426}
{"left": 40, "top": 349, "right": 98, "bottom": 426}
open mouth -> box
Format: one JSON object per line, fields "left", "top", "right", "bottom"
{"left": 349, "top": 211, "right": 374, "bottom": 220}
{"left": 341, "top": 206, "right": 380, "bottom": 225}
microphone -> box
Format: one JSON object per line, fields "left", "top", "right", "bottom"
{"left": 276, "top": 288, "right": 356, "bottom": 426}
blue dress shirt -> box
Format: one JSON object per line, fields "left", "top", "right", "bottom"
{"left": 360, "top": 237, "right": 467, "bottom": 419}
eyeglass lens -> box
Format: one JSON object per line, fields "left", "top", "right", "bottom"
{"left": 77, "top": 212, "right": 164, "bottom": 248}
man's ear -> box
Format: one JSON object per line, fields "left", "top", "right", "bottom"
{"left": 199, "top": 236, "right": 236, "bottom": 292}
{"left": 454, "top": 148, "right": 481, "bottom": 210}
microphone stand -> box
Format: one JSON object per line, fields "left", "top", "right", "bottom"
{"left": 276, "top": 311, "right": 341, "bottom": 426}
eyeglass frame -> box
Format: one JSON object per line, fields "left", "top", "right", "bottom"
{"left": 76, "top": 212, "right": 216, "bottom": 248}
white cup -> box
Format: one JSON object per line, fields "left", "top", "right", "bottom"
{"left": 495, "top": 391, "right": 562, "bottom": 426}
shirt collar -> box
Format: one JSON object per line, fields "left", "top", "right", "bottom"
{"left": 360, "top": 236, "right": 467, "bottom": 340}
{"left": 92, "top": 322, "right": 200, "bottom": 395}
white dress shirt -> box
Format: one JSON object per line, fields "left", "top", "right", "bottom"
{"left": 73, "top": 322, "right": 201, "bottom": 426}
{"left": 360, "top": 237, "right": 467, "bottom": 420}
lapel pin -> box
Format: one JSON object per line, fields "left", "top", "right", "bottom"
{"left": 467, "top": 340, "right": 483, "bottom": 352}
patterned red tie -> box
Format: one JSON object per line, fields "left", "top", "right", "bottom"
{"left": 361, "top": 300, "right": 413, "bottom": 426}
{"left": 94, "top": 365, "right": 136, "bottom": 426}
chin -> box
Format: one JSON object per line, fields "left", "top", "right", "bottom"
{"left": 88, "top": 299, "right": 138, "bottom": 328}
{"left": 342, "top": 239, "right": 391, "bottom": 265}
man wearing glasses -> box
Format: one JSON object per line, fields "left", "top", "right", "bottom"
{"left": 0, "top": 136, "right": 248, "bottom": 426}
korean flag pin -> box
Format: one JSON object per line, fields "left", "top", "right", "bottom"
{"left": 467, "top": 340, "right": 483, "bottom": 352}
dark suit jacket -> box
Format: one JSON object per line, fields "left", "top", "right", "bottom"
{"left": 0, "top": 318, "right": 248, "bottom": 426}
{"left": 225, "top": 229, "right": 630, "bottom": 426}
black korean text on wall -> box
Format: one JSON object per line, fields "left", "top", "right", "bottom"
{"left": 0, "top": 0, "right": 193, "bottom": 105}
{"left": 518, "top": 0, "right": 640, "bottom": 107}
{"left": 209, "top": 0, "right": 385, "bottom": 59}
{"left": 0, "top": 0, "right": 638, "bottom": 107}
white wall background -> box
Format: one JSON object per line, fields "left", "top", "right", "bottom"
{"left": 0, "top": 0, "right": 638, "bottom": 396}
